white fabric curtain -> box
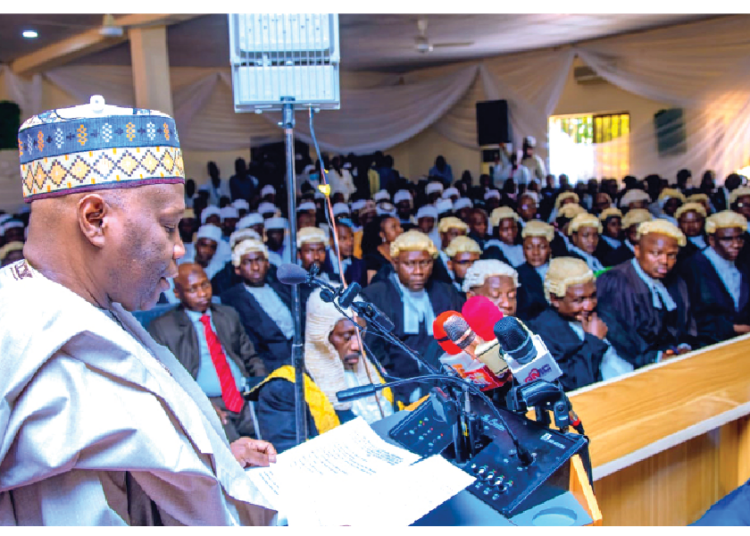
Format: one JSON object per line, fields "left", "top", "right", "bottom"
{"left": 1, "top": 65, "right": 43, "bottom": 118}
{"left": 573, "top": 15, "right": 750, "bottom": 180}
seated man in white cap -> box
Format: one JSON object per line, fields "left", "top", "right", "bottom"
{"left": 416, "top": 205, "right": 441, "bottom": 250}
{"left": 373, "top": 189, "right": 391, "bottom": 203}
{"left": 179, "top": 224, "right": 228, "bottom": 280}
{"left": 442, "top": 187, "right": 460, "bottom": 203}
{"left": 265, "top": 216, "right": 291, "bottom": 265}
{"left": 211, "top": 227, "right": 266, "bottom": 296}
{"left": 362, "top": 230, "right": 464, "bottom": 403}
{"left": 232, "top": 199, "right": 250, "bottom": 218}
{"left": 484, "top": 189, "right": 501, "bottom": 213}
{"left": 527, "top": 257, "right": 631, "bottom": 389}
{"left": 248, "top": 289, "right": 397, "bottom": 453}
{"left": 257, "top": 201, "right": 278, "bottom": 219}
{"left": 220, "top": 206, "right": 240, "bottom": 240}
{"left": 394, "top": 189, "right": 415, "bottom": 230}
{"left": 483, "top": 207, "right": 525, "bottom": 267}
{"left": 566, "top": 213, "right": 606, "bottom": 273}
{"left": 453, "top": 197, "right": 474, "bottom": 223}
{"left": 436, "top": 198, "right": 454, "bottom": 220}
{"left": 597, "top": 220, "right": 698, "bottom": 370}
{"left": 463, "top": 259, "right": 519, "bottom": 318}
{"left": 260, "top": 184, "right": 276, "bottom": 205}
{"left": 444, "top": 235, "right": 482, "bottom": 294}
{"left": 349, "top": 199, "right": 368, "bottom": 233}
{"left": 201, "top": 205, "right": 222, "bottom": 227}
{"left": 425, "top": 181, "right": 444, "bottom": 205}
{"left": 516, "top": 220, "right": 554, "bottom": 321}
{"left": 296, "top": 201, "right": 318, "bottom": 230}
{"left": 149, "top": 263, "right": 268, "bottom": 442}
{"left": 656, "top": 188, "right": 686, "bottom": 225}
{"left": 682, "top": 211, "right": 750, "bottom": 346}
{"left": 220, "top": 238, "right": 295, "bottom": 372}
{"left": 0, "top": 98, "right": 276, "bottom": 525}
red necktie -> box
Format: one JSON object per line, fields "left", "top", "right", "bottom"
{"left": 199, "top": 314, "right": 244, "bottom": 413}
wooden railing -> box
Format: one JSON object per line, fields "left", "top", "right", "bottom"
{"left": 569, "top": 334, "right": 750, "bottom": 525}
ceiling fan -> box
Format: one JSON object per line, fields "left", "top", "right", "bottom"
{"left": 414, "top": 17, "right": 474, "bottom": 54}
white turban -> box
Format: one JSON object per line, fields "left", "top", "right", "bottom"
{"left": 261, "top": 185, "right": 276, "bottom": 197}
{"left": 232, "top": 238, "right": 268, "bottom": 267}
{"left": 436, "top": 198, "right": 453, "bottom": 214}
{"left": 416, "top": 206, "right": 438, "bottom": 220}
{"left": 394, "top": 190, "right": 412, "bottom": 205}
{"left": 442, "top": 187, "right": 459, "bottom": 199}
{"left": 220, "top": 206, "right": 239, "bottom": 220}
{"left": 484, "top": 190, "right": 501, "bottom": 201}
{"left": 232, "top": 199, "right": 250, "bottom": 210}
{"left": 373, "top": 190, "right": 391, "bottom": 202}
{"left": 453, "top": 198, "right": 473, "bottom": 211}
{"left": 200, "top": 206, "right": 222, "bottom": 225}
{"left": 265, "top": 217, "right": 289, "bottom": 231}
{"left": 333, "top": 203, "right": 351, "bottom": 217}
{"left": 230, "top": 228, "right": 262, "bottom": 250}
{"left": 297, "top": 201, "right": 317, "bottom": 213}
{"left": 258, "top": 202, "right": 278, "bottom": 215}
{"left": 351, "top": 199, "right": 367, "bottom": 212}
{"left": 236, "top": 213, "right": 264, "bottom": 230}
{"left": 426, "top": 182, "right": 444, "bottom": 195}
{"left": 196, "top": 224, "right": 223, "bottom": 244}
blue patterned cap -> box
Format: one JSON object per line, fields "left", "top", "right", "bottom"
{"left": 18, "top": 95, "right": 184, "bottom": 202}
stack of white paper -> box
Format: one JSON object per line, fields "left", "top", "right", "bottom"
{"left": 246, "top": 417, "right": 475, "bottom": 526}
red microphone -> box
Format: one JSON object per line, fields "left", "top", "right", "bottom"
{"left": 433, "top": 311, "right": 464, "bottom": 356}
{"left": 462, "top": 296, "right": 504, "bottom": 342}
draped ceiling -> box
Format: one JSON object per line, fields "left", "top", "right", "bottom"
{"left": 3, "top": 15, "right": 750, "bottom": 182}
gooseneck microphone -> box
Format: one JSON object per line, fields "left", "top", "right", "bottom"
{"left": 493, "top": 316, "right": 562, "bottom": 385}
{"left": 276, "top": 263, "right": 311, "bottom": 285}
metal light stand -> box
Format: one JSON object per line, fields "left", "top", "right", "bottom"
{"left": 281, "top": 96, "right": 308, "bottom": 446}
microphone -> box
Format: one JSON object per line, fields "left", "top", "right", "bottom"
{"left": 338, "top": 282, "right": 361, "bottom": 309}
{"left": 462, "top": 296, "right": 503, "bottom": 342}
{"left": 493, "top": 316, "right": 562, "bottom": 385}
{"left": 432, "top": 311, "right": 465, "bottom": 356}
{"left": 277, "top": 263, "right": 310, "bottom": 285}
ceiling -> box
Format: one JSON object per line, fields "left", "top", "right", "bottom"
{"left": 1, "top": 13, "right": 715, "bottom": 73}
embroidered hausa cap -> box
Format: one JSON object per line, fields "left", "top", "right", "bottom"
{"left": 18, "top": 95, "right": 183, "bottom": 202}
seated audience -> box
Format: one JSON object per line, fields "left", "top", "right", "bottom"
{"left": 467, "top": 208, "right": 490, "bottom": 249}
{"left": 517, "top": 192, "right": 538, "bottom": 226}
{"left": 416, "top": 205, "right": 441, "bottom": 250}
{"left": 179, "top": 224, "right": 227, "bottom": 280}
{"left": 657, "top": 188, "right": 686, "bottom": 225}
{"left": 566, "top": 213, "right": 606, "bottom": 272}
{"left": 220, "top": 206, "right": 240, "bottom": 239}
{"left": 362, "top": 230, "right": 464, "bottom": 402}
{"left": 352, "top": 200, "right": 377, "bottom": 258}
{"left": 729, "top": 186, "right": 750, "bottom": 265}
{"left": 592, "top": 192, "right": 613, "bottom": 215}
{"left": 232, "top": 199, "right": 250, "bottom": 218}
{"left": 682, "top": 211, "right": 750, "bottom": 346}
{"left": 619, "top": 189, "right": 651, "bottom": 213}
{"left": 436, "top": 217, "right": 470, "bottom": 284}
{"left": 444, "top": 236, "right": 482, "bottom": 293}
{"left": 484, "top": 207, "right": 524, "bottom": 267}
{"left": 713, "top": 173, "right": 743, "bottom": 213}
{"left": 516, "top": 220, "right": 554, "bottom": 321}
{"left": 249, "top": 289, "right": 397, "bottom": 453}
{"left": 426, "top": 181, "right": 444, "bottom": 205}
{"left": 528, "top": 257, "right": 631, "bottom": 390}
{"left": 394, "top": 190, "right": 415, "bottom": 230}
{"left": 454, "top": 198, "right": 474, "bottom": 223}
{"left": 484, "top": 190, "right": 501, "bottom": 213}
{"left": 220, "top": 238, "right": 294, "bottom": 372}
{"left": 149, "top": 263, "right": 268, "bottom": 442}
{"left": 211, "top": 228, "right": 263, "bottom": 296}
{"left": 597, "top": 220, "right": 697, "bottom": 370}
{"left": 547, "top": 191, "right": 579, "bottom": 224}
{"left": 618, "top": 208, "right": 654, "bottom": 262}
{"left": 675, "top": 202, "right": 708, "bottom": 266}
{"left": 463, "top": 259, "right": 518, "bottom": 318}
{"left": 265, "top": 217, "right": 291, "bottom": 265}
{"left": 687, "top": 193, "right": 712, "bottom": 216}
{"left": 550, "top": 203, "right": 586, "bottom": 258}
{"left": 596, "top": 207, "right": 627, "bottom": 266}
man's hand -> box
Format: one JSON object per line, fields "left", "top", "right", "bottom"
{"left": 582, "top": 313, "right": 608, "bottom": 340}
{"left": 734, "top": 324, "right": 750, "bottom": 335}
{"left": 230, "top": 438, "right": 277, "bottom": 468}
{"left": 211, "top": 402, "right": 228, "bottom": 425}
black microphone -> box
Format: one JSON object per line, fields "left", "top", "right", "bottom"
{"left": 493, "top": 316, "right": 562, "bottom": 385}
{"left": 351, "top": 300, "right": 395, "bottom": 332}
{"left": 338, "top": 282, "right": 361, "bottom": 309}
{"left": 277, "top": 263, "right": 309, "bottom": 285}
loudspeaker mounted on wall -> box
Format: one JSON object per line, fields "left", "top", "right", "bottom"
{"left": 476, "top": 100, "right": 512, "bottom": 146}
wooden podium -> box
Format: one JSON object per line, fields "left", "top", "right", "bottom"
{"left": 569, "top": 334, "right": 750, "bottom": 526}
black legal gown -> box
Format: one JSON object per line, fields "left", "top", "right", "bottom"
{"left": 526, "top": 308, "right": 607, "bottom": 392}
{"left": 362, "top": 275, "right": 465, "bottom": 401}
{"left": 596, "top": 260, "right": 698, "bottom": 369}
{"left": 515, "top": 262, "right": 548, "bottom": 321}
{"left": 680, "top": 251, "right": 750, "bottom": 347}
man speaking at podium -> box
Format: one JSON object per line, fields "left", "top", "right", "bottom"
{"left": 0, "top": 100, "right": 277, "bottom": 525}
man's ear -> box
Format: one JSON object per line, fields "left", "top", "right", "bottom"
{"left": 77, "top": 194, "right": 109, "bottom": 248}
{"left": 549, "top": 295, "right": 560, "bottom": 310}
{"left": 234, "top": 266, "right": 241, "bottom": 277}
{"left": 634, "top": 243, "right": 641, "bottom": 258}
{"left": 447, "top": 259, "right": 454, "bottom": 273}
{"left": 708, "top": 234, "right": 715, "bottom": 249}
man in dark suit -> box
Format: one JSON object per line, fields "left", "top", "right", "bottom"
{"left": 149, "top": 263, "right": 268, "bottom": 442}
{"left": 220, "top": 238, "right": 295, "bottom": 372}
{"left": 682, "top": 211, "right": 750, "bottom": 347}
{"left": 712, "top": 173, "right": 743, "bottom": 213}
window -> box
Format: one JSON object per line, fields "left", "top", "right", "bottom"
{"left": 549, "top": 112, "right": 630, "bottom": 183}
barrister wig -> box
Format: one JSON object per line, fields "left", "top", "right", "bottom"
{"left": 599, "top": 207, "right": 622, "bottom": 222}
{"left": 437, "top": 216, "right": 469, "bottom": 234}
{"left": 705, "top": 210, "right": 748, "bottom": 235}
{"left": 296, "top": 226, "right": 329, "bottom": 248}
{"left": 521, "top": 220, "right": 555, "bottom": 243}
{"left": 554, "top": 192, "right": 580, "bottom": 210}
{"left": 445, "top": 236, "right": 482, "bottom": 258}
{"left": 544, "top": 257, "right": 594, "bottom": 302}
{"left": 636, "top": 219, "right": 687, "bottom": 247}
{"left": 390, "top": 230, "right": 439, "bottom": 259}
{"left": 229, "top": 228, "right": 262, "bottom": 251}
{"left": 232, "top": 239, "right": 268, "bottom": 267}
{"left": 622, "top": 208, "right": 653, "bottom": 229}
{"left": 489, "top": 207, "right": 520, "bottom": 227}
{"left": 675, "top": 202, "right": 707, "bottom": 220}
{"left": 729, "top": 187, "right": 750, "bottom": 206}
{"left": 462, "top": 259, "right": 519, "bottom": 294}
{"left": 557, "top": 204, "right": 587, "bottom": 221}
{"left": 568, "top": 213, "right": 603, "bottom": 236}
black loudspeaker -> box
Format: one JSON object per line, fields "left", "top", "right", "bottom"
{"left": 654, "top": 108, "right": 686, "bottom": 156}
{"left": 0, "top": 101, "right": 21, "bottom": 150}
{"left": 476, "top": 100, "right": 511, "bottom": 146}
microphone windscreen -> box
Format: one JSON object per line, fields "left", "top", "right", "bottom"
{"left": 493, "top": 316, "right": 533, "bottom": 361}
{"left": 443, "top": 315, "right": 475, "bottom": 350}
{"left": 277, "top": 263, "right": 309, "bottom": 285}
{"left": 462, "top": 296, "right": 503, "bottom": 341}
{"left": 433, "top": 311, "right": 464, "bottom": 356}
